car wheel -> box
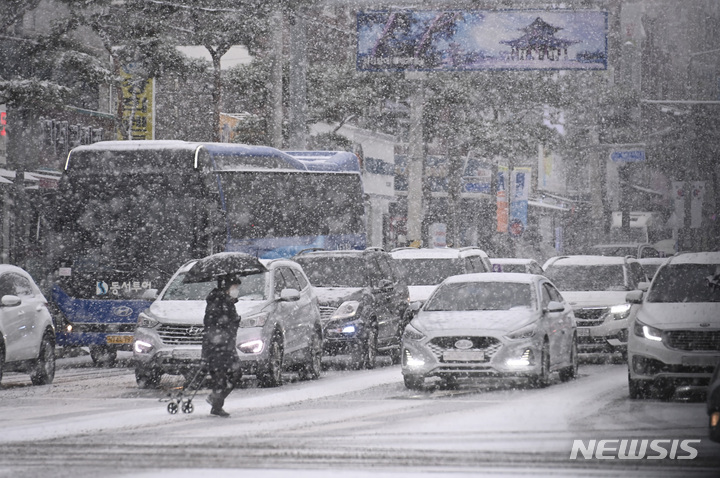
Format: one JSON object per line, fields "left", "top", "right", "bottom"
{"left": 530, "top": 342, "right": 550, "bottom": 388}
{"left": 403, "top": 374, "right": 424, "bottom": 390}
{"left": 352, "top": 324, "right": 377, "bottom": 370}
{"left": 30, "top": 333, "right": 56, "bottom": 385}
{"left": 298, "top": 331, "right": 322, "bottom": 381}
{"left": 258, "top": 335, "right": 283, "bottom": 388}
{"left": 388, "top": 346, "right": 402, "bottom": 365}
{"left": 135, "top": 366, "right": 162, "bottom": 389}
{"left": 0, "top": 341, "right": 5, "bottom": 385}
{"left": 628, "top": 374, "right": 651, "bottom": 399}
{"left": 90, "top": 345, "right": 117, "bottom": 367}
{"left": 559, "top": 338, "right": 578, "bottom": 382}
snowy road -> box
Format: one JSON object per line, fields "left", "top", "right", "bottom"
{"left": 0, "top": 354, "right": 718, "bottom": 478}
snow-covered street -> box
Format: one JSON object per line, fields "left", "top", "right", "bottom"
{"left": 0, "top": 353, "right": 718, "bottom": 477}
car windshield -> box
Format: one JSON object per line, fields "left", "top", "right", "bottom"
{"left": 544, "top": 264, "right": 626, "bottom": 291}
{"left": 293, "top": 256, "right": 367, "bottom": 287}
{"left": 161, "top": 271, "right": 267, "bottom": 301}
{"left": 646, "top": 263, "right": 720, "bottom": 303}
{"left": 493, "top": 263, "right": 526, "bottom": 273}
{"left": 592, "top": 246, "right": 637, "bottom": 257}
{"left": 425, "top": 282, "right": 533, "bottom": 311}
{"left": 393, "top": 258, "right": 464, "bottom": 285}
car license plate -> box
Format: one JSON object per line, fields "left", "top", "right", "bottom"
{"left": 106, "top": 335, "right": 133, "bottom": 345}
{"left": 443, "top": 350, "right": 485, "bottom": 362}
{"left": 681, "top": 355, "right": 720, "bottom": 366}
{"left": 578, "top": 328, "right": 591, "bottom": 337}
{"left": 173, "top": 350, "right": 201, "bottom": 361}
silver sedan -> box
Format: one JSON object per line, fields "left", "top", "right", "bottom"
{"left": 401, "top": 273, "right": 578, "bottom": 389}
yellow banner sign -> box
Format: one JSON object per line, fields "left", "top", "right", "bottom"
{"left": 118, "top": 67, "right": 154, "bottom": 140}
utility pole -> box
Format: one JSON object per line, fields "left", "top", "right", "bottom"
{"left": 287, "top": 11, "right": 308, "bottom": 150}
{"left": 405, "top": 73, "right": 425, "bottom": 247}
{"left": 269, "top": 10, "right": 284, "bottom": 149}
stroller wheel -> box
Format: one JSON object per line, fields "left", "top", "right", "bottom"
{"left": 167, "top": 401, "right": 179, "bottom": 414}
{"left": 182, "top": 401, "right": 194, "bottom": 414}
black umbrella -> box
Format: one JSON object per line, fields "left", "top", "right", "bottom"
{"left": 182, "top": 252, "right": 268, "bottom": 283}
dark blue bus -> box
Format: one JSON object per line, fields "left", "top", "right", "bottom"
{"left": 48, "top": 141, "right": 365, "bottom": 364}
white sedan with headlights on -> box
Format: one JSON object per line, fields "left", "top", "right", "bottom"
{"left": 133, "top": 258, "right": 323, "bottom": 389}
{"left": 401, "top": 273, "right": 578, "bottom": 390}
{"left": 543, "top": 255, "right": 648, "bottom": 359}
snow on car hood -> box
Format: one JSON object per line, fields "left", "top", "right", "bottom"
{"left": 636, "top": 302, "right": 720, "bottom": 329}
{"left": 408, "top": 285, "right": 437, "bottom": 304}
{"left": 561, "top": 290, "right": 629, "bottom": 308}
{"left": 313, "top": 287, "right": 364, "bottom": 306}
{"left": 147, "top": 300, "right": 265, "bottom": 325}
{"left": 412, "top": 308, "right": 536, "bottom": 335}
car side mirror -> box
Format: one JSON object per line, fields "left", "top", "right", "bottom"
{"left": 279, "top": 288, "right": 301, "bottom": 302}
{"left": 545, "top": 300, "right": 564, "bottom": 313}
{"left": 377, "top": 279, "right": 394, "bottom": 292}
{"left": 626, "top": 290, "right": 644, "bottom": 304}
{"left": 409, "top": 301, "right": 422, "bottom": 311}
{"left": 638, "top": 282, "right": 650, "bottom": 292}
{"left": 1, "top": 295, "right": 21, "bottom": 307}
{"left": 142, "top": 289, "right": 158, "bottom": 300}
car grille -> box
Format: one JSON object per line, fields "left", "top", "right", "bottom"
{"left": 574, "top": 307, "right": 608, "bottom": 327}
{"left": 319, "top": 306, "right": 336, "bottom": 323}
{"left": 665, "top": 330, "right": 720, "bottom": 351}
{"left": 157, "top": 324, "right": 204, "bottom": 346}
{"left": 427, "top": 336, "right": 502, "bottom": 362}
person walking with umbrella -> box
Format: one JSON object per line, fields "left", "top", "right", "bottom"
{"left": 182, "top": 252, "right": 268, "bottom": 417}
{"left": 202, "top": 273, "right": 244, "bottom": 417}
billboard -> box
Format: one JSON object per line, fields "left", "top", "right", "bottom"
{"left": 357, "top": 10, "right": 607, "bottom": 72}
{"left": 118, "top": 63, "right": 154, "bottom": 140}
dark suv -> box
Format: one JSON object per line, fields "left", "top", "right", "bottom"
{"left": 292, "top": 248, "right": 410, "bottom": 368}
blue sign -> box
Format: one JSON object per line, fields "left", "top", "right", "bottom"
{"left": 610, "top": 150, "right": 645, "bottom": 162}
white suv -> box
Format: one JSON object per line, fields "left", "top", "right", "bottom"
{"left": 543, "top": 255, "right": 647, "bottom": 358}
{"left": 133, "top": 258, "right": 323, "bottom": 388}
{"left": 627, "top": 252, "right": 720, "bottom": 399}
{"left": 390, "top": 247, "right": 492, "bottom": 307}
{"left": 0, "top": 265, "right": 56, "bottom": 386}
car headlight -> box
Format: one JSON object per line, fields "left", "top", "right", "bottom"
{"left": 133, "top": 340, "right": 153, "bottom": 354}
{"left": 403, "top": 324, "right": 425, "bottom": 341}
{"left": 633, "top": 319, "right": 663, "bottom": 342}
{"left": 241, "top": 312, "right": 269, "bottom": 328}
{"left": 137, "top": 311, "right": 159, "bottom": 329}
{"left": 607, "top": 303, "right": 632, "bottom": 321}
{"left": 505, "top": 323, "right": 537, "bottom": 340}
{"left": 238, "top": 339, "right": 264, "bottom": 354}
{"left": 331, "top": 301, "right": 360, "bottom": 320}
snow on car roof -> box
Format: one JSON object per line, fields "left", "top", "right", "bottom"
{"left": 0, "top": 264, "right": 34, "bottom": 276}
{"left": 668, "top": 251, "right": 720, "bottom": 265}
{"left": 637, "top": 257, "right": 668, "bottom": 264}
{"left": 71, "top": 140, "right": 202, "bottom": 152}
{"left": 491, "top": 258, "right": 536, "bottom": 265}
{"left": 444, "top": 272, "right": 537, "bottom": 284}
{"left": 545, "top": 255, "right": 632, "bottom": 267}
{"left": 390, "top": 248, "right": 483, "bottom": 259}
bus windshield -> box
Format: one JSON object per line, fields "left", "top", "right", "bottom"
{"left": 53, "top": 168, "right": 211, "bottom": 299}
{"left": 219, "top": 171, "right": 365, "bottom": 241}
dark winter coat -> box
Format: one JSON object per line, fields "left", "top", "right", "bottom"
{"left": 202, "top": 287, "right": 241, "bottom": 368}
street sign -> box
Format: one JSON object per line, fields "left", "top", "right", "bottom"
{"left": 610, "top": 150, "right": 645, "bottom": 162}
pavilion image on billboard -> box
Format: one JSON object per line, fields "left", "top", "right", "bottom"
{"left": 357, "top": 10, "right": 608, "bottom": 72}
